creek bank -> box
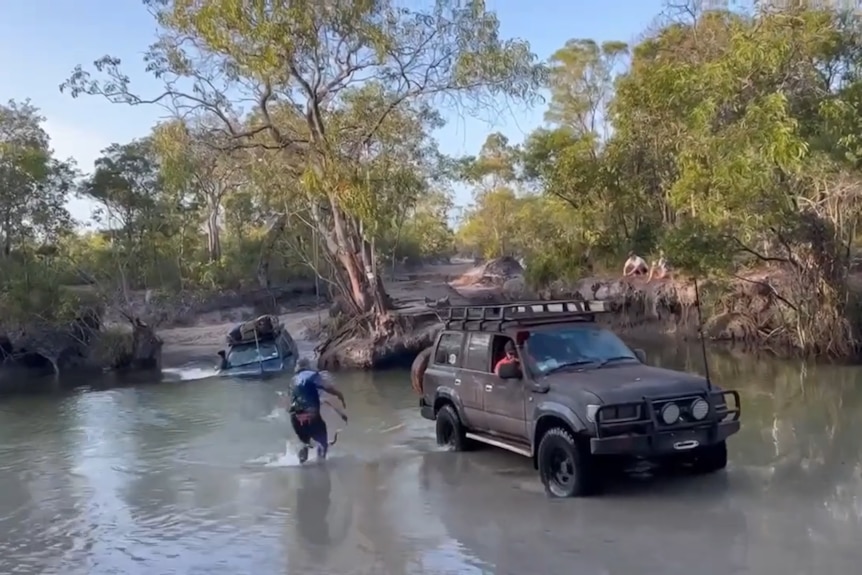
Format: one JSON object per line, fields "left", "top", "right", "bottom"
{"left": 0, "top": 313, "right": 163, "bottom": 390}
{"left": 315, "top": 310, "right": 442, "bottom": 371}
{"left": 121, "top": 280, "right": 322, "bottom": 327}
{"left": 532, "top": 269, "right": 862, "bottom": 357}
{"left": 314, "top": 258, "right": 537, "bottom": 370}
{"left": 443, "top": 256, "right": 860, "bottom": 357}
{"left": 313, "top": 256, "right": 862, "bottom": 371}
{"left": 0, "top": 279, "right": 326, "bottom": 389}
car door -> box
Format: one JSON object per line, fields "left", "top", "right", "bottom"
{"left": 483, "top": 335, "right": 528, "bottom": 441}
{"left": 428, "top": 332, "right": 485, "bottom": 429}
{"left": 458, "top": 332, "right": 493, "bottom": 431}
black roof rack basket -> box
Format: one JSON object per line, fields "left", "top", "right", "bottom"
{"left": 442, "top": 299, "right": 610, "bottom": 331}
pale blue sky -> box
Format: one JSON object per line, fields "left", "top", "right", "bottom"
{"left": 1, "top": 0, "right": 668, "bottom": 223}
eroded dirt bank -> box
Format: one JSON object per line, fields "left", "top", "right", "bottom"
{"left": 157, "top": 263, "right": 471, "bottom": 369}
{"left": 446, "top": 259, "right": 862, "bottom": 357}
{"left": 7, "top": 258, "right": 850, "bottom": 381}
{"left": 276, "top": 259, "right": 839, "bottom": 371}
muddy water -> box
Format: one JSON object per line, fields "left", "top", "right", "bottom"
{"left": 1, "top": 343, "right": 861, "bottom": 575}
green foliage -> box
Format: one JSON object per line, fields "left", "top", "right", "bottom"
{"left": 660, "top": 222, "right": 734, "bottom": 276}
{"left": 60, "top": 0, "right": 545, "bottom": 315}
{"left": 456, "top": 6, "right": 862, "bottom": 290}
{"left": 1, "top": 0, "right": 856, "bottom": 360}
{"left": 0, "top": 100, "right": 75, "bottom": 253}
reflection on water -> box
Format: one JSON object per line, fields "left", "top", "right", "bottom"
{"left": 0, "top": 343, "right": 861, "bottom": 574}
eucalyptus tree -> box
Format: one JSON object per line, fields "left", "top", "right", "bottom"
{"left": 62, "top": 0, "right": 546, "bottom": 335}
{"left": 154, "top": 118, "right": 251, "bottom": 264}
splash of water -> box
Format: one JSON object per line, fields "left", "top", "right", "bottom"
{"left": 247, "top": 439, "right": 337, "bottom": 468}
{"left": 263, "top": 450, "right": 303, "bottom": 467}
{"left": 162, "top": 366, "right": 219, "bottom": 381}
{"left": 245, "top": 440, "right": 303, "bottom": 467}
{"left": 263, "top": 407, "right": 288, "bottom": 421}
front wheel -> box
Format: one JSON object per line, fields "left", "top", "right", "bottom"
{"left": 537, "top": 427, "right": 601, "bottom": 498}
{"left": 435, "top": 404, "right": 470, "bottom": 451}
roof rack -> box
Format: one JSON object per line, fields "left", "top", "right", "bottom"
{"left": 226, "top": 314, "right": 283, "bottom": 345}
{"left": 442, "top": 299, "right": 610, "bottom": 332}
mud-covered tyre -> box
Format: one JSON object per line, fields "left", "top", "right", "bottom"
{"left": 537, "top": 427, "right": 600, "bottom": 498}
{"left": 435, "top": 404, "right": 470, "bottom": 452}
{"left": 689, "top": 441, "right": 728, "bottom": 474}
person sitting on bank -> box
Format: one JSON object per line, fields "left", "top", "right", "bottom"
{"left": 623, "top": 251, "right": 648, "bottom": 277}
{"left": 494, "top": 341, "right": 520, "bottom": 375}
{"left": 648, "top": 250, "right": 671, "bottom": 281}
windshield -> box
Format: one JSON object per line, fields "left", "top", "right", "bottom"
{"left": 525, "top": 326, "right": 637, "bottom": 375}
{"left": 226, "top": 341, "right": 280, "bottom": 367}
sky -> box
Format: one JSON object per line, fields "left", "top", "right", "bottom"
{"left": 0, "top": 0, "right": 671, "bottom": 224}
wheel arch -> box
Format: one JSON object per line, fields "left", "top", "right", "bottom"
{"left": 433, "top": 388, "right": 465, "bottom": 419}
{"left": 532, "top": 406, "right": 587, "bottom": 469}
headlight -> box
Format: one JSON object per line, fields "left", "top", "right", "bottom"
{"left": 586, "top": 404, "right": 601, "bottom": 423}
{"left": 690, "top": 398, "right": 709, "bottom": 420}
{"left": 660, "top": 402, "right": 680, "bottom": 425}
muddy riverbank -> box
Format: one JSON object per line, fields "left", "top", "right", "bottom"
{"left": 5, "top": 259, "right": 858, "bottom": 386}
{"left": 71, "top": 261, "right": 856, "bottom": 373}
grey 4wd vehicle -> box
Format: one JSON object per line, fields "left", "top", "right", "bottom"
{"left": 418, "top": 300, "right": 741, "bottom": 498}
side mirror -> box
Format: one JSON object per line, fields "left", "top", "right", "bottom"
{"left": 634, "top": 348, "right": 646, "bottom": 363}
{"left": 217, "top": 350, "right": 226, "bottom": 358}
{"left": 497, "top": 362, "right": 523, "bottom": 380}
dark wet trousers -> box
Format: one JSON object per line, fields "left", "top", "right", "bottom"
{"left": 290, "top": 410, "right": 328, "bottom": 450}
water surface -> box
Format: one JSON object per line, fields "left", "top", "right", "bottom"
{"left": 1, "top": 342, "right": 862, "bottom": 574}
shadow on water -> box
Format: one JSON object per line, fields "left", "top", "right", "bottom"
{"left": 1, "top": 341, "right": 862, "bottom": 573}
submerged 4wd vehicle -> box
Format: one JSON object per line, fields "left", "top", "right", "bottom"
{"left": 418, "top": 300, "right": 741, "bottom": 498}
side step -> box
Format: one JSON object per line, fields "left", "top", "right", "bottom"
{"left": 465, "top": 432, "right": 532, "bottom": 457}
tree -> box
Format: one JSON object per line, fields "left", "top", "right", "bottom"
{"left": 154, "top": 118, "right": 250, "bottom": 263}
{"left": 79, "top": 138, "right": 173, "bottom": 290}
{"left": 62, "top": 0, "right": 546, "bottom": 337}
{"left": 545, "top": 39, "right": 628, "bottom": 141}
{"left": 0, "top": 99, "right": 74, "bottom": 257}
{"left": 455, "top": 4, "right": 862, "bottom": 355}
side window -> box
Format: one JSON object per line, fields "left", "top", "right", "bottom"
{"left": 434, "top": 333, "right": 464, "bottom": 367}
{"left": 463, "top": 333, "right": 491, "bottom": 372}
{"left": 492, "top": 335, "right": 516, "bottom": 367}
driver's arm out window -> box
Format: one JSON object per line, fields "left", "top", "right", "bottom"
{"left": 492, "top": 335, "right": 518, "bottom": 375}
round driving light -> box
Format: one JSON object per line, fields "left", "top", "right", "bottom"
{"left": 660, "top": 402, "right": 680, "bottom": 425}
{"left": 690, "top": 398, "right": 709, "bottom": 421}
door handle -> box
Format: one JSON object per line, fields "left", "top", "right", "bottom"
{"left": 454, "top": 378, "right": 461, "bottom": 386}
{"left": 485, "top": 385, "right": 493, "bottom": 392}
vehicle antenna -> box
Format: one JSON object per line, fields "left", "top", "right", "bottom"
{"left": 254, "top": 323, "right": 263, "bottom": 374}
{"left": 693, "top": 278, "right": 712, "bottom": 391}
{"left": 314, "top": 225, "right": 322, "bottom": 331}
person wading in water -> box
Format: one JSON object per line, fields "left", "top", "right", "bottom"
{"left": 286, "top": 357, "right": 347, "bottom": 463}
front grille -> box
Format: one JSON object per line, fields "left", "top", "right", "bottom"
{"left": 593, "top": 390, "right": 740, "bottom": 439}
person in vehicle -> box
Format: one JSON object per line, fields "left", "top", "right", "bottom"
{"left": 288, "top": 357, "right": 347, "bottom": 463}
{"left": 494, "top": 341, "right": 520, "bottom": 375}
{"left": 622, "top": 251, "right": 648, "bottom": 277}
